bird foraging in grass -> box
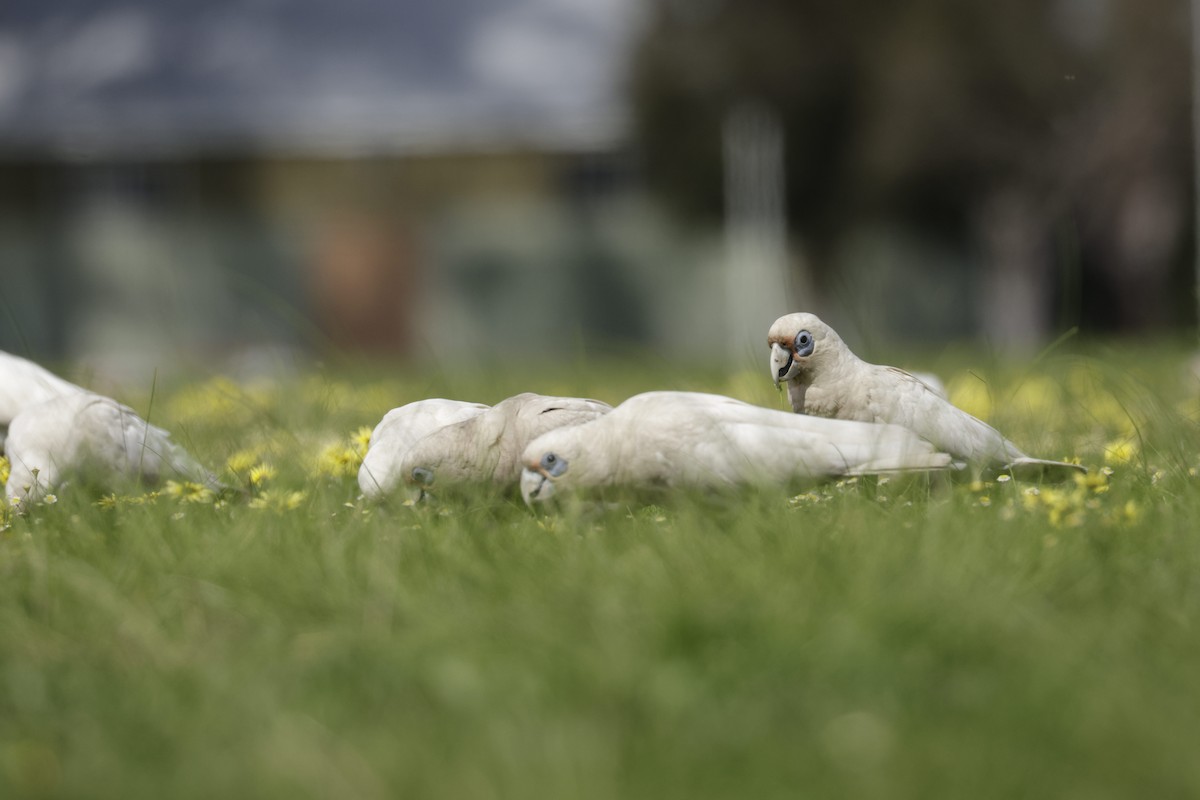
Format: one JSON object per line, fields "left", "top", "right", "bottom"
{"left": 4, "top": 392, "right": 221, "bottom": 510}
{"left": 767, "top": 312, "right": 1085, "bottom": 480}
{"left": 520, "top": 391, "right": 952, "bottom": 505}
{"left": 398, "top": 393, "right": 611, "bottom": 500}
{"left": 358, "top": 399, "right": 491, "bottom": 500}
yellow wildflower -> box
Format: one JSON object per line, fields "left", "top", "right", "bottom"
{"left": 1103, "top": 438, "right": 1138, "bottom": 465}
{"left": 96, "top": 491, "right": 161, "bottom": 510}
{"left": 249, "top": 489, "right": 307, "bottom": 512}
{"left": 248, "top": 463, "right": 277, "bottom": 487}
{"left": 315, "top": 443, "right": 361, "bottom": 477}
{"left": 165, "top": 480, "right": 216, "bottom": 504}
{"left": 315, "top": 427, "right": 372, "bottom": 478}
{"left": 225, "top": 449, "right": 261, "bottom": 475}
{"left": 0, "top": 455, "right": 9, "bottom": 485}
{"left": 1073, "top": 471, "right": 1109, "bottom": 494}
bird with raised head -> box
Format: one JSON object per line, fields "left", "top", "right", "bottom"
{"left": 767, "top": 312, "right": 1085, "bottom": 480}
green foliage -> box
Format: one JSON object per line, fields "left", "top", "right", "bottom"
{"left": 629, "top": 0, "right": 1195, "bottom": 327}
{"left": 2, "top": 345, "right": 1200, "bottom": 798}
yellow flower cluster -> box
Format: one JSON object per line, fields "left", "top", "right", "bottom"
{"left": 314, "top": 426, "right": 373, "bottom": 478}
{"left": 164, "top": 480, "right": 216, "bottom": 505}
{"left": 248, "top": 464, "right": 277, "bottom": 487}
{"left": 1103, "top": 437, "right": 1139, "bottom": 466}
{"left": 225, "top": 448, "right": 278, "bottom": 488}
{"left": 97, "top": 492, "right": 162, "bottom": 509}
{"left": 967, "top": 466, "right": 1140, "bottom": 528}
{"left": 248, "top": 489, "right": 308, "bottom": 512}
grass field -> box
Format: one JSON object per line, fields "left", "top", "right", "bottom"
{"left": 3, "top": 342, "right": 1200, "bottom": 799}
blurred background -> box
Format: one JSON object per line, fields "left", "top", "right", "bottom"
{"left": 0, "top": 0, "right": 1194, "bottom": 382}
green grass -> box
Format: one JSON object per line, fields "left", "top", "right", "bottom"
{"left": 3, "top": 343, "right": 1200, "bottom": 798}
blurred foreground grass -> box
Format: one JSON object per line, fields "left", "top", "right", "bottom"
{"left": 3, "top": 340, "right": 1200, "bottom": 798}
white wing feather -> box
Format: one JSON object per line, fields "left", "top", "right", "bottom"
{"left": 0, "top": 351, "right": 87, "bottom": 452}
{"left": 615, "top": 392, "right": 950, "bottom": 487}
{"left": 521, "top": 392, "right": 950, "bottom": 501}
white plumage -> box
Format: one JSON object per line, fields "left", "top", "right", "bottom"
{"left": 358, "top": 399, "right": 491, "bottom": 499}
{"left": 398, "top": 393, "right": 612, "bottom": 497}
{"left": 5, "top": 392, "right": 219, "bottom": 508}
{"left": 520, "top": 391, "right": 952, "bottom": 504}
{"left": 767, "top": 312, "right": 1085, "bottom": 479}
{"left": 0, "top": 350, "right": 87, "bottom": 451}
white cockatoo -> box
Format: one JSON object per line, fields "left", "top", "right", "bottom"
{"left": 767, "top": 312, "right": 1085, "bottom": 479}
{"left": 519, "top": 391, "right": 952, "bottom": 504}
{"left": 398, "top": 393, "right": 612, "bottom": 499}
{"left": 1, "top": 350, "right": 87, "bottom": 451}
{"left": 358, "top": 399, "right": 491, "bottom": 499}
{"left": 4, "top": 392, "right": 220, "bottom": 509}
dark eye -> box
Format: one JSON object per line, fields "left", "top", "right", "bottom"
{"left": 411, "top": 467, "right": 434, "bottom": 486}
{"left": 540, "top": 452, "right": 568, "bottom": 477}
{"left": 794, "top": 330, "right": 814, "bottom": 357}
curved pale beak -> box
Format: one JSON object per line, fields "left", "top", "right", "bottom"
{"left": 520, "top": 467, "right": 555, "bottom": 505}
{"left": 404, "top": 466, "right": 435, "bottom": 504}
{"left": 770, "top": 342, "right": 796, "bottom": 387}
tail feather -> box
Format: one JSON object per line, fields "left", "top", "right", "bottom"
{"left": 132, "top": 416, "right": 224, "bottom": 490}
{"left": 1003, "top": 457, "right": 1087, "bottom": 483}
{"left": 844, "top": 451, "right": 955, "bottom": 476}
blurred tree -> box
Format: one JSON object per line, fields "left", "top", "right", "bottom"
{"left": 629, "top": 0, "right": 1193, "bottom": 334}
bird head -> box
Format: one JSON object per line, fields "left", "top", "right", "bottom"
{"left": 767, "top": 312, "right": 840, "bottom": 386}
{"left": 519, "top": 449, "right": 569, "bottom": 505}
{"left": 404, "top": 465, "right": 436, "bottom": 503}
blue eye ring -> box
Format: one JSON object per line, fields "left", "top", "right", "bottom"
{"left": 794, "top": 330, "right": 814, "bottom": 358}
{"left": 411, "top": 466, "right": 434, "bottom": 486}
{"left": 540, "top": 452, "right": 568, "bottom": 477}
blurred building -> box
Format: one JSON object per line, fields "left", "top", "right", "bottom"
{"left": 2, "top": 0, "right": 1191, "bottom": 383}
{"left": 0, "top": 0, "right": 742, "bottom": 379}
